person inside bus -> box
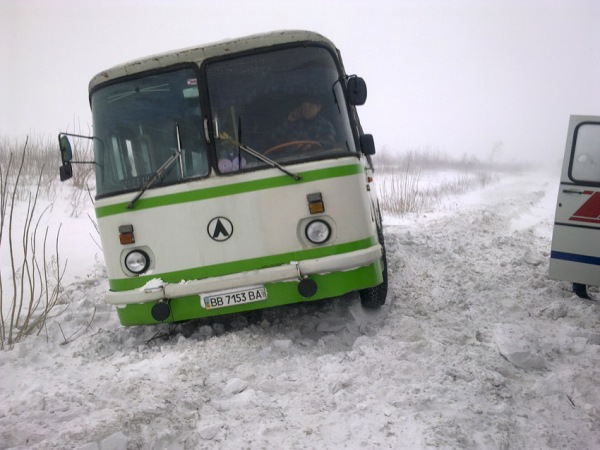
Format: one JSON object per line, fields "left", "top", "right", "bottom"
{"left": 269, "top": 98, "right": 336, "bottom": 152}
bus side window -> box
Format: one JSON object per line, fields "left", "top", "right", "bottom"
{"left": 93, "top": 137, "right": 117, "bottom": 194}
{"left": 113, "top": 128, "right": 142, "bottom": 180}
{"left": 111, "top": 135, "right": 125, "bottom": 181}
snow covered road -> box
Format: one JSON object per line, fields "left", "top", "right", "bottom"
{"left": 1, "top": 171, "right": 599, "bottom": 449}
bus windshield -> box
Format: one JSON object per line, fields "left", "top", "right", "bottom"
{"left": 91, "top": 67, "right": 209, "bottom": 197}
{"left": 206, "top": 46, "right": 358, "bottom": 172}
{"left": 90, "top": 46, "right": 360, "bottom": 197}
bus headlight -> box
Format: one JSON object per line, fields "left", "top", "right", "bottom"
{"left": 305, "top": 220, "right": 331, "bottom": 244}
{"left": 125, "top": 250, "right": 150, "bottom": 274}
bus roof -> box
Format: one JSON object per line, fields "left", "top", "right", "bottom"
{"left": 88, "top": 30, "right": 338, "bottom": 92}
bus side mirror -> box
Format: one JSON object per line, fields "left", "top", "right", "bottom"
{"left": 360, "top": 134, "right": 376, "bottom": 155}
{"left": 59, "top": 135, "right": 73, "bottom": 162}
{"left": 58, "top": 134, "right": 73, "bottom": 181}
{"left": 347, "top": 76, "right": 367, "bottom": 106}
{"left": 59, "top": 163, "right": 73, "bottom": 181}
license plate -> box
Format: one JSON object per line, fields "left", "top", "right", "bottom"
{"left": 201, "top": 285, "right": 267, "bottom": 310}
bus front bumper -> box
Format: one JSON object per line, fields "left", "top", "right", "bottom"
{"left": 105, "top": 244, "right": 383, "bottom": 306}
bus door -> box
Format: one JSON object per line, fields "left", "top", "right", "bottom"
{"left": 550, "top": 115, "right": 600, "bottom": 288}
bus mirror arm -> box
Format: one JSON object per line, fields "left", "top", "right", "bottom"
{"left": 57, "top": 132, "right": 100, "bottom": 182}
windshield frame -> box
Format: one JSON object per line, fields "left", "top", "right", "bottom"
{"left": 89, "top": 41, "right": 364, "bottom": 199}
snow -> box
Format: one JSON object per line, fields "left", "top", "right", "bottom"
{"left": 1, "top": 169, "right": 599, "bottom": 449}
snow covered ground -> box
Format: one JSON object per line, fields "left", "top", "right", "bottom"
{"left": 1, "top": 169, "right": 599, "bottom": 449}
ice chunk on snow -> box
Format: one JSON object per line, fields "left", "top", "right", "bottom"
{"left": 494, "top": 324, "right": 546, "bottom": 371}
{"left": 272, "top": 339, "right": 293, "bottom": 350}
{"left": 587, "top": 334, "right": 600, "bottom": 345}
{"left": 99, "top": 431, "right": 128, "bottom": 450}
{"left": 198, "top": 423, "right": 223, "bottom": 440}
{"left": 222, "top": 378, "right": 248, "bottom": 395}
{"left": 75, "top": 443, "right": 99, "bottom": 450}
{"left": 539, "top": 301, "right": 568, "bottom": 320}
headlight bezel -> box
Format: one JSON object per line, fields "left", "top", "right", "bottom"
{"left": 305, "top": 219, "right": 332, "bottom": 244}
{"left": 124, "top": 249, "right": 151, "bottom": 275}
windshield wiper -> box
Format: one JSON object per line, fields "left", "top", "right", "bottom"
{"left": 237, "top": 144, "right": 301, "bottom": 181}
{"left": 234, "top": 118, "right": 301, "bottom": 181}
{"left": 127, "top": 124, "right": 182, "bottom": 209}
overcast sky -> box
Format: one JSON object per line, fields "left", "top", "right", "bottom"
{"left": 1, "top": 0, "right": 599, "bottom": 163}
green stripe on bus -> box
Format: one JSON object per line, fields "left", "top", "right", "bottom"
{"left": 96, "top": 163, "right": 363, "bottom": 218}
{"left": 109, "top": 236, "right": 376, "bottom": 292}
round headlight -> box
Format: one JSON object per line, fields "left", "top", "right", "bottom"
{"left": 125, "top": 250, "right": 150, "bottom": 274}
{"left": 305, "top": 220, "right": 331, "bottom": 244}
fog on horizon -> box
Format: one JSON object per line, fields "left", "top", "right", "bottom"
{"left": 1, "top": 0, "right": 599, "bottom": 166}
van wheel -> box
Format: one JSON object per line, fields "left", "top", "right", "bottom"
{"left": 573, "top": 283, "right": 590, "bottom": 299}
{"left": 359, "top": 225, "right": 388, "bottom": 308}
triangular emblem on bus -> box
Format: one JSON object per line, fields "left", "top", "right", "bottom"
{"left": 208, "top": 217, "right": 234, "bottom": 241}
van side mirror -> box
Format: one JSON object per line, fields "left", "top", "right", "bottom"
{"left": 347, "top": 76, "right": 367, "bottom": 106}
{"left": 360, "top": 134, "right": 376, "bottom": 155}
{"left": 58, "top": 134, "right": 73, "bottom": 181}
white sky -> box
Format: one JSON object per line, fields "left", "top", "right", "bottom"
{"left": 1, "top": 0, "right": 599, "bottom": 163}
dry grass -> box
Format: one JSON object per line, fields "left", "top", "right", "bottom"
{"left": 375, "top": 149, "right": 505, "bottom": 216}
{"left": 0, "top": 134, "right": 95, "bottom": 217}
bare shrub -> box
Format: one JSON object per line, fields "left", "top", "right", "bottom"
{"left": 378, "top": 158, "right": 428, "bottom": 215}
{"left": 376, "top": 148, "right": 501, "bottom": 216}
{"left": 0, "top": 139, "right": 66, "bottom": 350}
{"left": 0, "top": 135, "right": 59, "bottom": 202}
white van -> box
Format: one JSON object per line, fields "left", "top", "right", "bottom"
{"left": 550, "top": 115, "right": 600, "bottom": 299}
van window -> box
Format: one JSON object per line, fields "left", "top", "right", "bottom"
{"left": 570, "top": 122, "right": 600, "bottom": 184}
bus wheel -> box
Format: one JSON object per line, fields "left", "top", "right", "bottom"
{"left": 359, "top": 226, "right": 388, "bottom": 308}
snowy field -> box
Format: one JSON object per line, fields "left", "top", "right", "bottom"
{"left": 1, "top": 168, "right": 599, "bottom": 449}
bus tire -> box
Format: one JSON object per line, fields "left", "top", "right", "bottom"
{"left": 359, "top": 225, "right": 388, "bottom": 308}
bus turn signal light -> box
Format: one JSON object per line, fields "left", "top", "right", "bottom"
{"left": 307, "top": 192, "right": 325, "bottom": 214}
{"left": 119, "top": 225, "right": 135, "bottom": 245}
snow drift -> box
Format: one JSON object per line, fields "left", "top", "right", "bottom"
{"left": 1, "top": 170, "right": 599, "bottom": 449}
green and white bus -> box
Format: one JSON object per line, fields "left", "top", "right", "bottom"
{"left": 59, "top": 30, "right": 387, "bottom": 326}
